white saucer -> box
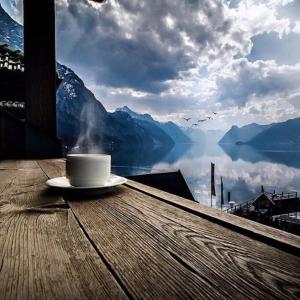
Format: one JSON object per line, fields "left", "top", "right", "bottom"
{"left": 46, "top": 174, "right": 127, "bottom": 190}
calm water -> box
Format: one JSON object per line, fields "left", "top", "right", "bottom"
{"left": 108, "top": 142, "right": 300, "bottom": 208}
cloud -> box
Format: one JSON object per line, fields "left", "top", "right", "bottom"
{"left": 215, "top": 59, "right": 300, "bottom": 107}
{"left": 278, "top": 0, "right": 300, "bottom": 23}
{"left": 248, "top": 32, "right": 300, "bottom": 65}
{"left": 55, "top": 0, "right": 238, "bottom": 93}
{"left": 229, "top": 0, "right": 291, "bottom": 39}
{"left": 2, "top": 0, "right": 300, "bottom": 130}
{"left": 287, "top": 92, "right": 300, "bottom": 109}
{"left": 293, "top": 21, "right": 300, "bottom": 34}
{"left": 1, "top": 0, "right": 23, "bottom": 23}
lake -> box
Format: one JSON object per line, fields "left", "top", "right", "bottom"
{"left": 108, "top": 141, "right": 300, "bottom": 208}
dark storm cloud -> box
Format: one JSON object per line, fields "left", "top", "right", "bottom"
{"left": 55, "top": 0, "right": 232, "bottom": 93}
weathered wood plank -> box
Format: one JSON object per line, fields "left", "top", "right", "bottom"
{"left": 0, "top": 160, "right": 39, "bottom": 170}
{"left": 113, "top": 187, "right": 300, "bottom": 299}
{"left": 126, "top": 179, "right": 300, "bottom": 254}
{"left": 0, "top": 161, "right": 128, "bottom": 299}
{"left": 39, "top": 159, "right": 300, "bottom": 299}
{"left": 38, "top": 159, "right": 300, "bottom": 254}
{"left": 68, "top": 193, "right": 224, "bottom": 299}
{"left": 37, "top": 159, "right": 65, "bottom": 179}
{"left": 66, "top": 188, "right": 300, "bottom": 299}
{"left": 0, "top": 167, "right": 65, "bottom": 212}
{"left": 0, "top": 210, "right": 127, "bottom": 300}
{"left": 38, "top": 159, "right": 300, "bottom": 253}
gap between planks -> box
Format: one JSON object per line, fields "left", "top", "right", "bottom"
{"left": 35, "top": 159, "right": 133, "bottom": 299}
{"left": 0, "top": 160, "right": 128, "bottom": 299}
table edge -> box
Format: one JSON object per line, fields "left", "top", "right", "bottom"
{"left": 126, "top": 180, "right": 300, "bottom": 256}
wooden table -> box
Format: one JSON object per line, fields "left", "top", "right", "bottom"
{"left": 1, "top": 159, "right": 300, "bottom": 299}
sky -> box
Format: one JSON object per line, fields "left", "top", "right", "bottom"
{"left": 2, "top": 0, "right": 300, "bottom": 130}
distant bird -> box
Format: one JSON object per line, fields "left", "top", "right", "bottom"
{"left": 207, "top": 116, "right": 213, "bottom": 120}
{"left": 198, "top": 119, "right": 207, "bottom": 122}
{"left": 192, "top": 123, "right": 199, "bottom": 126}
{"left": 213, "top": 112, "right": 217, "bottom": 115}
{"left": 183, "top": 117, "right": 191, "bottom": 122}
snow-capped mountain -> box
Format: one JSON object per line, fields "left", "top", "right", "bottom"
{"left": 116, "top": 106, "right": 191, "bottom": 144}
{"left": 0, "top": 4, "right": 190, "bottom": 149}
{"left": 0, "top": 3, "right": 23, "bottom": 50}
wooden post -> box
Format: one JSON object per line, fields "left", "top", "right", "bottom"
{"left": 220, "top": 176, "right": 224, "bottom": 209}
{"left": 210, "top": 163, "right": 216, "bottom": 208}
{"left": 24, "top": 0, "right": 57, "bottom": 137}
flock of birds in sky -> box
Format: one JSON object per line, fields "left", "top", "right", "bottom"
{"left": 183, "top": 112, "right": 217, "bottom": 127}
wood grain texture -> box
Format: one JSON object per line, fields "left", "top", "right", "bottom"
{"left": 37, "top": 159, "right": 65, "bottom": 179}
{"left": 0, "top": 167, "right": 65, "bottom": 213}
{"left": 126, "top": 179, "right": 300, "bottom": 254}
{"left": 38, "top": 159, "right": 300, "bottom": 254}
{"left": 115, "top": 187, "right": 300, "bottom": 299}
{"left": 67, "top": 187, "right": 300, "bottom": 299}
{"left": 0, "top": 210, "right": 127, "bottom": 300}
{"left": 38, "top": 159, "right": 300, "bottom": 299}
{"left": 0, "top": 160, "right": 39, "bottom": 170}
{"left": 0, "top": 161, "right": 127, "bottom": 300}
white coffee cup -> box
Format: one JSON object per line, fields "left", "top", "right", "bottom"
{"left": 66, "top": 154, "right": 111, "bottom": 187}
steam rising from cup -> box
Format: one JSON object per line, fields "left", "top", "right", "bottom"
{"left": 70, "top": 102, "right": 104, "bottom": 155}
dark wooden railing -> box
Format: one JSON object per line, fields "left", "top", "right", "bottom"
{"left": 266, "top": 191, "right": 298, "bottom": 201}
{"left": 225, "top": 198, "right": 253, "bottom": 213}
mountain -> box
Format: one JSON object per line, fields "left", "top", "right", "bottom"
{"left": 56, "top": 65, "right": 174, "bottom": 147}
{"left": 116, "top": 106, "right": 154, "bottom": 122}
{"left": 0, "top": 4, "right": 174, "bottom": 149}
{"left": 0, "top": 3, "right": 23, "bottom": 50}
{"left": 219, "top": 123, "right": 272, "bottom": 144}
{"left": 246, "top": 117, "right": 300, "bottom": 150}
{"left": 109, "top": 110, "right": 174, "bottom": 146}
{"left": 116, "top": 106, "right": 191, "bottom": 143}
{"left": 219, "top": 117, "right": 300, "bottom": 151}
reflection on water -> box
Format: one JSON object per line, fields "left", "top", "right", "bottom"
{"left": 107, "top": 142, "right": 300, "bottom": 208}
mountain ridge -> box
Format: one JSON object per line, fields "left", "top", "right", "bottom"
{"left": 0, "top": 4, "right": 185, "bottom": 149}
{"left": 219, "top": 122, "right": 273, "bottom": 144}
{"left": 219, "top": 118, "right": 300, "bottom": 151}
{"left": 116, "top": 106, "right": 191, "bottom": 144}
{"left": 246, "top": 117, "right": 300, "bottom": 150}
